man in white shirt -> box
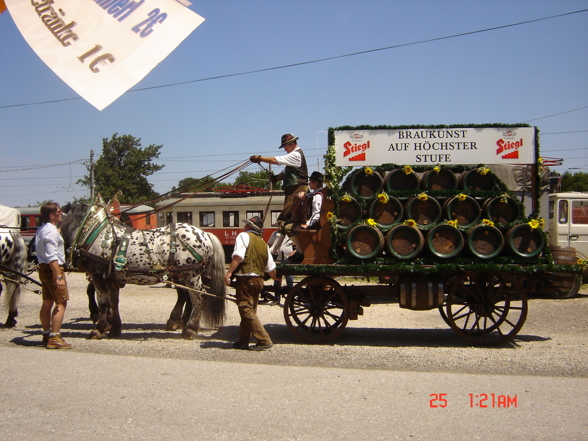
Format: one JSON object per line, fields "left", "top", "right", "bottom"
{"left": 36, "top": 202, "right": 72, "bottom": 349}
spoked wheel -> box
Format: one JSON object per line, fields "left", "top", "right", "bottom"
{"left": 445, "top": 272, "right": 528, "bottom": 346}
{"left": 283, "top": 276, "right": 349, "bottom": 343}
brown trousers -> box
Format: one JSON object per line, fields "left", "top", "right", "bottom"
{"left": 277, "top": 184, "right": 309, "bottom": 234}
{"left": 235, "top": 276, "right": 272, "bottom": 345}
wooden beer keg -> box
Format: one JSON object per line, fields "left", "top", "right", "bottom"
{"left": 337, "top": 197, "right": 362, "bottom": 230}
{"left": 369, "top": 196, "right": 403, "bottom": 228}
{"left": 346, "top": 224, "right": 384, "bottom": 260}
{"left": 466, "top": 223, "right": 504, "bottom": 259}
{"left": 384, "top": 168, "right": 420, "bottom": 193}
{"left": 443, "top": 195, "right": 481, "bottom": 230}
{"left": 459, "top": 168, "right": 497, "bottom": 191}
{"left": 421, "top": 167, "right": 457, "bottom": 191}
{"left": 426, "top": 224, "right": 464, "bottom": 259}
{"left": 482, "top": 195, "right": 522, "bottom": 225}
{"left": 349, "top": 168, "right": 383, "bottom": 201}
{"left": 405, "top": 196, "right": 442, "bottom": 230}
{"left": 384, "top": 224, "right": 424, "bottom": 260}
{"left": 504, "top": 224, "right": 545, "bottom": 258}
{"left": 548, "top": 246, "right": 578, "bottom": 265}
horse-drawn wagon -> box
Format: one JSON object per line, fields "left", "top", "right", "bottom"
{"left": 275, "top": 124, "right": 584, "bottom": 346}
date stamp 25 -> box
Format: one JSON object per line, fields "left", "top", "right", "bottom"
{"left": 429, "top": 393, "right": 518, "bottom": 408}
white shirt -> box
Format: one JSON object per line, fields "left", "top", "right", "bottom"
{"left": 275, "top": 146, "right": 303, "bottom": 169}
{"left": 307, "top": 189, "right": 323, "bottom": 228}
{"left": 35, "top": 222, "right": 66, "bottom": 265}
{"left": 232, "top": 231, "right": 276, "bottom": 275}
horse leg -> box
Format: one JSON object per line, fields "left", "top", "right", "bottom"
{"left": 106, "top": 282, "right": 122, "bottom": 338}
{"left": 86, "top": 282, "right": 99, "bottom": 323}
{"left": 166, "top": 288, "right": 188, "bottom": 331}
{"left": 181, "top": 275, "right": 203, "bottom": 340}
{"left": 2, "top": 281, "right": 20, "bottom": 328}
{"left": 89, "top": 277, "right": 112, "bottom": 339}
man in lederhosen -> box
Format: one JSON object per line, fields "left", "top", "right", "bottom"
{"left": 250, "top": 133, "right": 308, "bottom": 255}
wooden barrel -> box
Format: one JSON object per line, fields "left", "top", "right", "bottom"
{"left": 466, "top": 224, "right": 504, "bottom": 259}
{"left": 459, "top": 169, "right": 497, "bottom": 191}
{"left": 369, "top": 196, "right": 403, "bottom": 228}
{"left": 405, "top": 196, "right": 442, "bottom": 230}
{"left": 384, "top": 224, "right": 424, "bottom": 260}
{"left": 548, "top": 246, "right": 578, "bottom": 265}
{"left": 349, "top": 169, "right": 383, "bottom": 201}
{"left": 421, "top": 168, "right": 457, "bottom": 191}
{"left": 482, "top": 196, "right": 522, "bottom": 225}
{"left": 398, "top": 277, "right": 444, "bottom": 310}
{"left": 337, "top": 197, "right": 362, "bottom": 229}
{"left": 504, "top": 224, "right": 545, "bottom": 258}
{"left": 426, "top": 224, "right": 464, "bottom": 259}
{"left": 443, "top": 195, "right": 481, "bottom": 230}
{"left": 384, "top": 168, "right": 420, "bottom": 193}
{"left": 346, "top": 225, "right": 384, "bottom": 259}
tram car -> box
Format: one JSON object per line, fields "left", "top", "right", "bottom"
{"left": 155, "top": 188, "right": 285, "bottom": 257}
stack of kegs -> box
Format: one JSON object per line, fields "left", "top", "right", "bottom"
{"left": 338, "top": 166, "right": 545, "bottom": 260}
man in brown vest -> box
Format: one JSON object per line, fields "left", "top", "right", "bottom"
{"left": 224, "top": 216, "right": 281, "bottom": 351}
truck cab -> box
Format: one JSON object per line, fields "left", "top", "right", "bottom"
{"left": 548, "top": 192, "right": 588, "bottom": 262}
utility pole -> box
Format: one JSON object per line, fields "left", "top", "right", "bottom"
{"left": 89, "top": 150, "right": 95, "bottom": 202}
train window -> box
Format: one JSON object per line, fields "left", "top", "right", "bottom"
{"left": 270, "top": 211, "right": 280, "bottom": 227}
{"left": 223, "top": 211, "right": 239, "bottom": 227}
{"left": 200, "top": 211, "right": 215, "bottom": 227}
{"left": 166, "top": 212, "right": 173, "bottom": 225}
{"left": 549, "top": 200, "right": 555, "bottom": 220}
{"left": 246, "top": 211, "right": 263, "bottom": 221}
{"left": 177, "top": 211, "right": 192, "bottom": 224}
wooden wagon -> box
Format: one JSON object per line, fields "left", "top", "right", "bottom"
{"left": 274, "top": 125, "right": 583, "bottom": 346}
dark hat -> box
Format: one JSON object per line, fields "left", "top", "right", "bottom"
{"left": 309, "top": 171, "right": 324, "bottom": 183}
{"left": 279, "top": 133, "right": 299, "bottom": 149}
{"left": 243, "top": 216, "right": 264, "bottom": 232}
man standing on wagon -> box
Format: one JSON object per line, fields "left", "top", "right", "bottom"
{"left": 250, "top": 133, "right": 309, "bottom": 255}
{"left": 224, "top": 216, "right": 281, "bottom": 351}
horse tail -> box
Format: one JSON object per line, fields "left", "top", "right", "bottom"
{"left": 202, "top": 232, "right": 226, "bottom": 327}
{"left": 3, "top": 233, "right": 27, "bottom": 314}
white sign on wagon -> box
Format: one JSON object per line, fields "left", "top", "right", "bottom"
{"left": 5, "top": 0, "right": 204, "bottom": 110}
{"left": 334, "top": 127, "right": 537, "bottom": 167}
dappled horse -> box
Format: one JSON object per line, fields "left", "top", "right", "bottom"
{"left": 61, "top": 201, "right": 226, "bottom": 340}
{"left": 0, "top": 230, "right": 27, "bottom": 328}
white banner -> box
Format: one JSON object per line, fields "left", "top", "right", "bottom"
{"left": 334, "top": 127, "right": 537, "bottom": 166}
{"left": 6, "top": 0, "right": 204, "bottom": 110}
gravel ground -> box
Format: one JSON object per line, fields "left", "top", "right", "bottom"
{"left": 1, "top": 271, "right": 587, "bottom": 378}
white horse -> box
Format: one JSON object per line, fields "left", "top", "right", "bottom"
{"left": 0, "top": 229, "right": 27, "bottom": 328}
{"left": 61, "top": 201, "right": 226, "bottom": 340}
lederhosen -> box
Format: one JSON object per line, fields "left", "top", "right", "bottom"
{"left": 278, "top": 149, "right": 309, "bottom": 230}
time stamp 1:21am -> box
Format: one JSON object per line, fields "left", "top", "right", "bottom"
{"left": 430, "top": 393, "right": 519, "bottom": 408}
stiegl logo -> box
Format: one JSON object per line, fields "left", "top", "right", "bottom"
{"left": 496, "top": 137, "right": 523, "bottom": 160}
{"left": 343, "top": 140, "right": 371, "bottom": 162}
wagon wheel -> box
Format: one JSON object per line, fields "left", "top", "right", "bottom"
{"left": 283, "top": 276, "right": 349, "bottom": 343}
{"left": 445, "top": 272, "right": 528, "bottom": 346}
{"left": 438, "top": 275, "right": 457, "bottom": 327}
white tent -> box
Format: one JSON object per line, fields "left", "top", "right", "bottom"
{"left": 0, "top": 205, "right": 20, "bottom": 229}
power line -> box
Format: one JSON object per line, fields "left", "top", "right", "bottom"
{"left": 1, "top": 8, "right": 587, "bottom": 109}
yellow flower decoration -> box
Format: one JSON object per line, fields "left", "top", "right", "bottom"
{"left": 404, "top": 219, "right": 417, "bottom": 227}
{"left": 326, "top": 212, "right": 334, "bottom": 220}
{"left": 341, "top": 194, "right": 352, "bottom": 203}
{"left": 528, "top": 219, "right": 541, "bottom": 229}
{"left": 458, "top": 193, "right": 467, "bottom": 201}
{"left": 478, "top": 167, "right": 490, "bottom": 175}
{"left": 447, "top": 219, "right": 458, "bottom": 228}
{"left": 482, "top": 219, "right": 495, "bottom": 227}
{"left": 433, "top": 166, "right": 441, "bottom": 173}
{"left": 364, "top": 166, "right": 373, "bottom": 175}
{"left": 377, "top": 192, "right": 389, "bottom": 203}
{"left": 367, "top": 218, "right": 378, "bottom": 227}
{"left": 418, "top": 193, "right": 428, "bottom": 201}
{"left": 578, "top": 258, "right": 587, "bottom": 266}
{"left": 403, "top": 165, "right": 413, "bottom": 175}
{"left": 539, "top": 158, "right": 544, "bottom": 165}
{"left": 538, "top": 218, "right": 545, "bottom": 228}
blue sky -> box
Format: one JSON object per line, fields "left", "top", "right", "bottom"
{"left": 1, "top": 1, "right": 587, "bottom": 207}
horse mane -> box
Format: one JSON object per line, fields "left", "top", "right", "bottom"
{"left": 60, "top": 203, "right": 89, "bottom": 248}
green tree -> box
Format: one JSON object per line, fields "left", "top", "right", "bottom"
{"left": 561, "top": 171, "right": 588, "bottom": 192}
{"left": 78, "top": 134, "right": 164, "bottom": 203}
{"left": 234, "top": 170, "right": 277, "bottom": 189}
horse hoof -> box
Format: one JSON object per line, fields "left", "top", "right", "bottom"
{"left": 165, "top": 321, "right": 181, "bottom": 331}
{"left": 2, "top": 320, "right": 16, "bottom": 328}
{"left": 90, "top": 331, "right": 103, "bottom": 340}
{"left": 181, "top": 328, "right": 198, "bottom": 340}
